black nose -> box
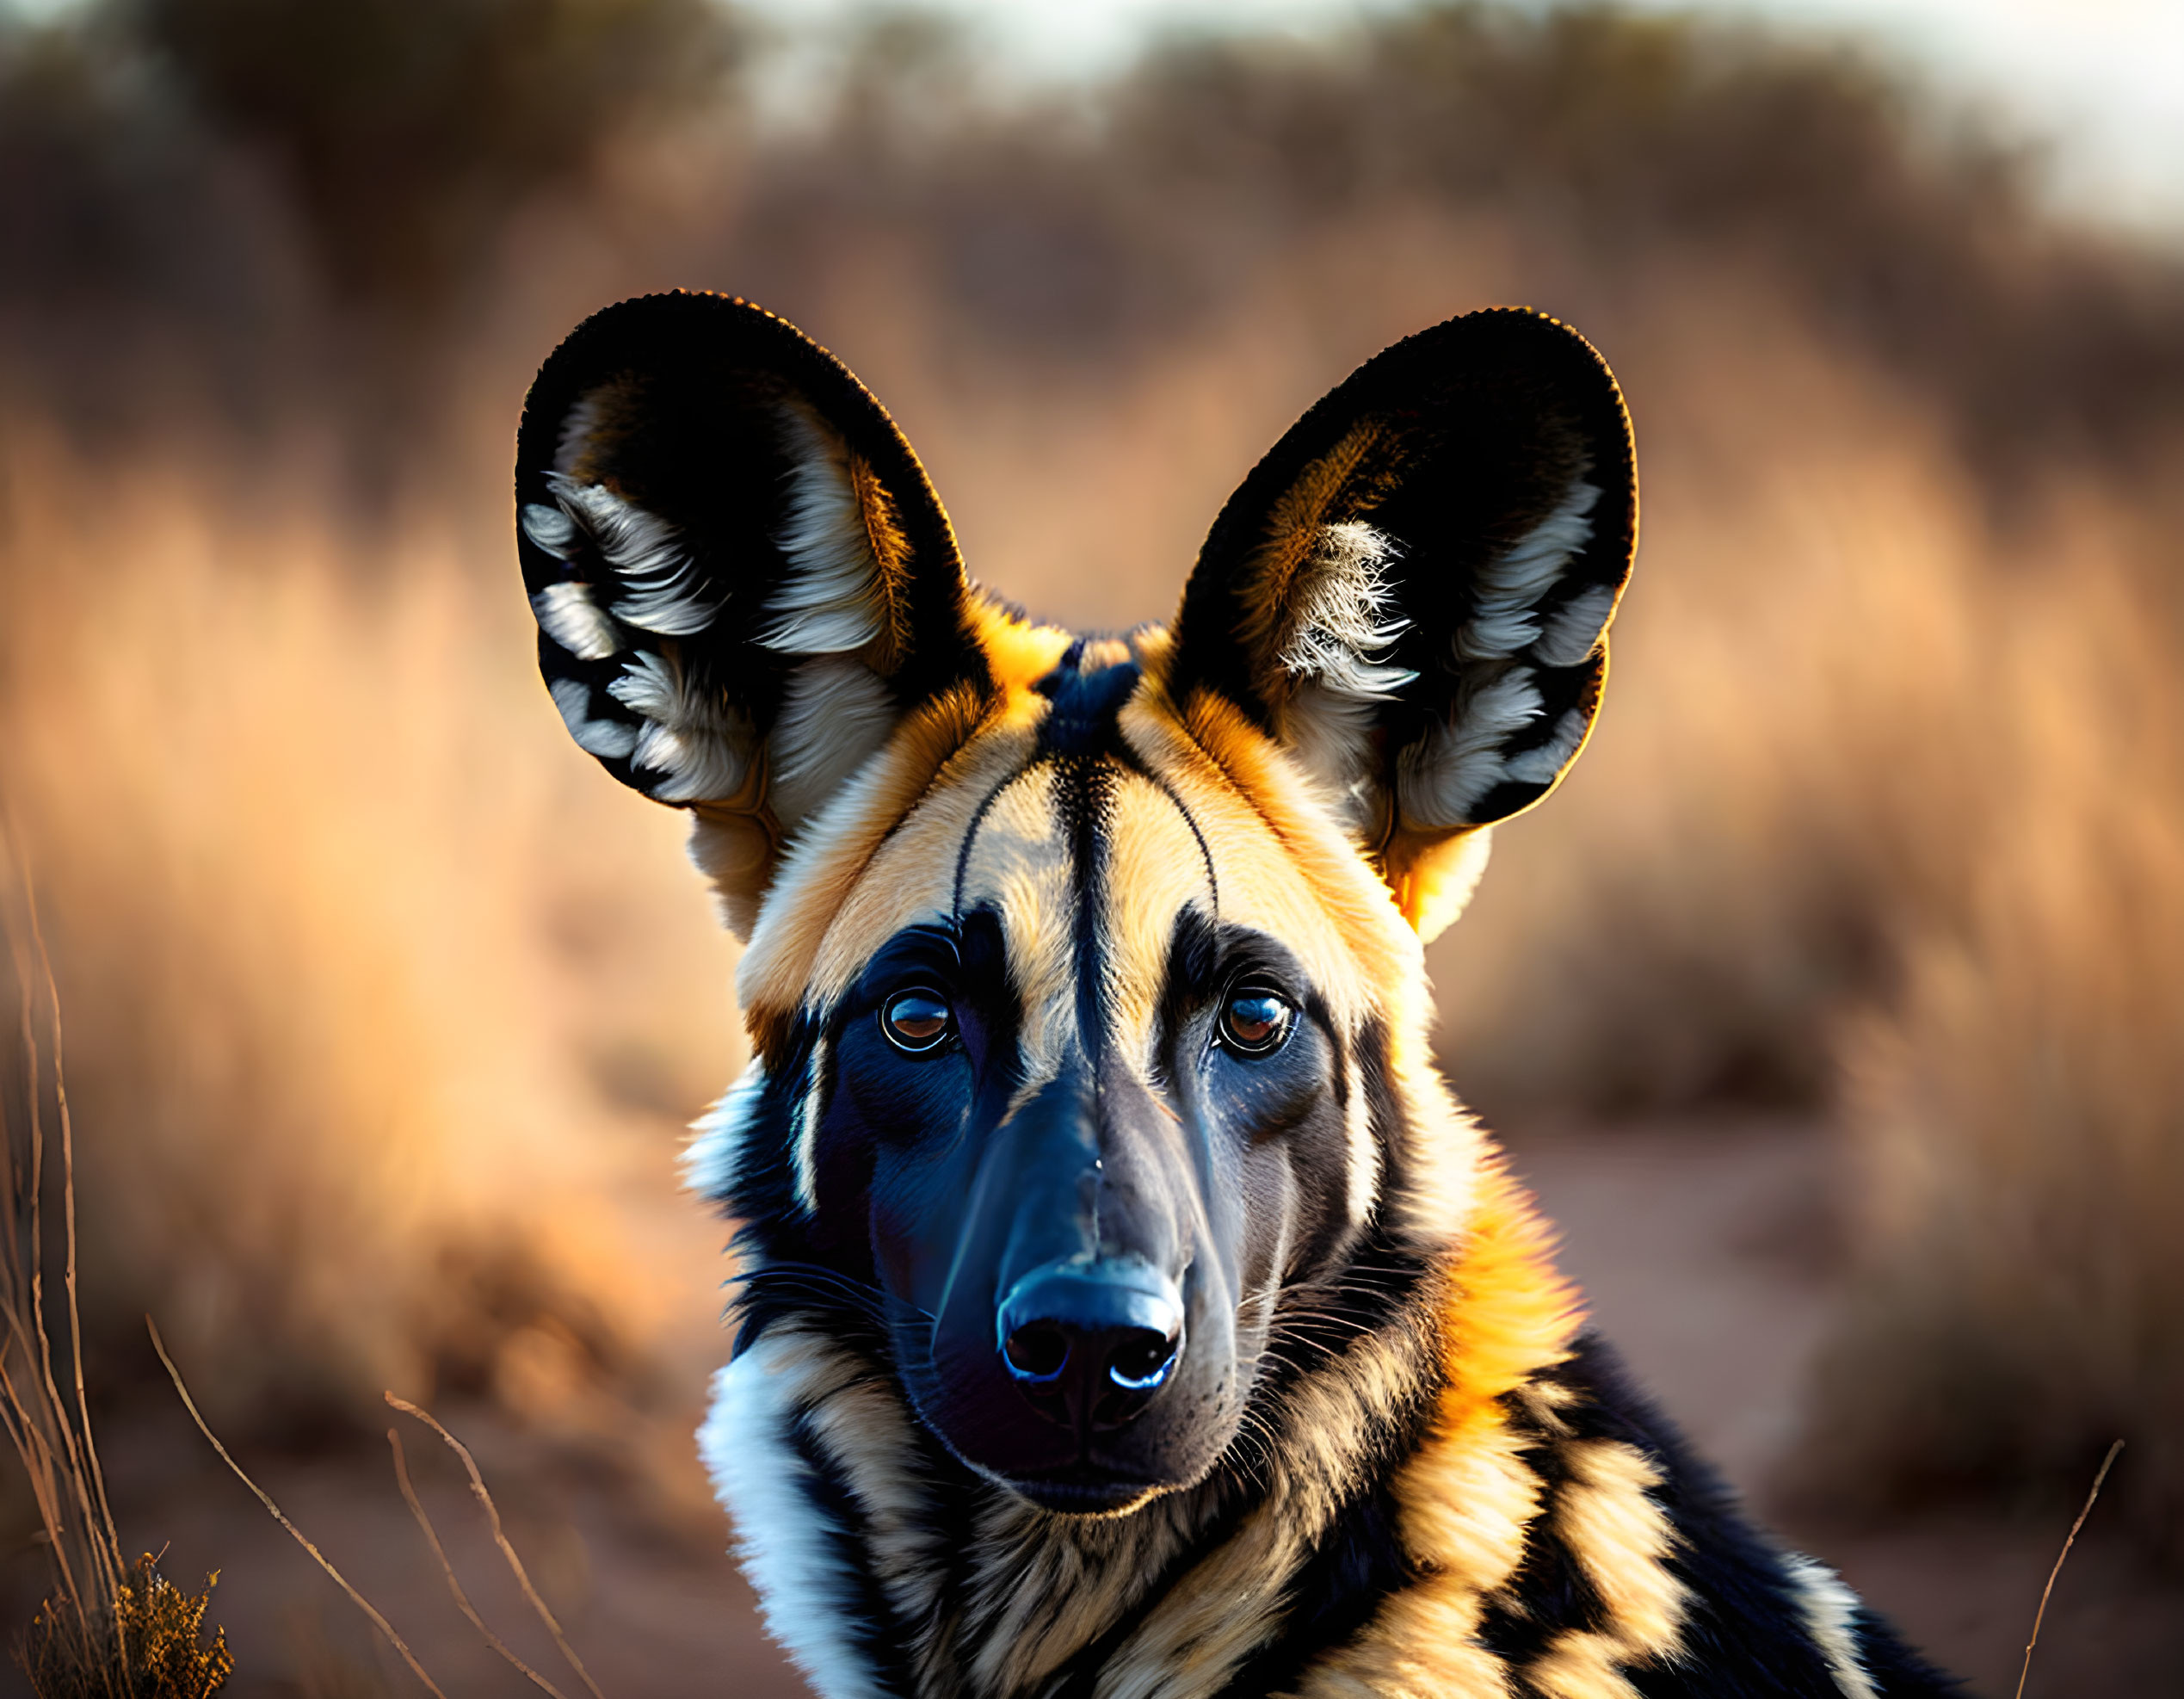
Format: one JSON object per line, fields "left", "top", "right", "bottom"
{"left": 996, "top": 1262, "right": 1184, "bottom": 1431}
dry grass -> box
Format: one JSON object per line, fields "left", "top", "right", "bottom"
{"left": 1792, "top": 559, "right": 2184, "bottom": 1542}
{"left": 0, "top": 429, "right": 740, "bottom": 1439}
{"left": 1, "top": 854, "right": 233, "bottom": 1696}
{"left": 150, "top": 1318, "right": 631, "bottom": 1696}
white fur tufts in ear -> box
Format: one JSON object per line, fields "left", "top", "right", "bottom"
{"left": 762, "top": 405, "right": 890, "bottom": 656}
{"left": 1399, "top": 669, "right": 1545, "bottom": 830}
{"left": 530, "top": 580, "right": 620, "bottom": 661}
{"left": 550, "top": 677, "right": 640, "bottom": 759}
{"left": 1535, "top": 583, "right": 1617, "bottom": 667}
{"left": 608, "top": 650, "right": 756, "bottom": 803}
{"left": 768, "top": 657, "right": 898, "bottom": 832}
{"left": 1277, "top": 522, "right": 1416, "bottom": 699}
{"left": 1394, "top": 475, "right": 1619, "bottom": 831}
{"left": 1268, "top": 522, "right": 1417, "bottom": 837}
{"left": 1454, "top": 479, "right": 1599, "bottom": 663}
{"left": 546, "top": 473, "right": 725, "bottom": 636}
{"left": 1502, "top": 704, "right": 1590, "bottom": 787}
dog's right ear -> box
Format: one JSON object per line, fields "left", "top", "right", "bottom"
{"left": 515, "top": 293, "right": 991, "bottom": 935}
{"left": 1167, "top": 308, "right": 1638, "bottom": 942}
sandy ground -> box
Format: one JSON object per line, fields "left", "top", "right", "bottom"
{"left": 3, "top": 1115, "right": 2177, "bottom": 1696}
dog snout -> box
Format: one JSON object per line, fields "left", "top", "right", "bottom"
{"left": 996, "top": 1261, "right": 1184, "bottom": 1432}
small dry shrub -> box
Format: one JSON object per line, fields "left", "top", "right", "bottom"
{"left": 22, "top": 1555, "right": 234, "bottom": 1699}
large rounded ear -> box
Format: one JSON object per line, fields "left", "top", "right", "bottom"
{"left": 515, "top": 292, "right": 991, "bottom": 935}
{"left": 1169, "top": 308, "right": 1637, "bottom": 942}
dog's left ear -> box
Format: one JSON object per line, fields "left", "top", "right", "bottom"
{"left": 1169, "top": 308, "right": 1637, "bottom": 942}
{"left": 515, "top": 292, "right": 991, "bottom": 936}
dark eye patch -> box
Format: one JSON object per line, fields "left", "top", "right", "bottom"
{"left": 1157, "top": 908, "right": 1323, "bottom": 1068}
{"left": 853, "top": 921, "right": 962, "bottom": 997}
{"left": 836, "top": 909, "right": 1015, "bottom": 1055}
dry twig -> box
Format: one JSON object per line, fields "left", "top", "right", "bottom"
{"left": 388, "top": 1426, "right": 574, "bottom": 1699}
{"left": 147, "top": 1319, "right": 448, "bottom": 1699}
{"left": 385, "top": 1394, "right": 607, "bottom": 1699}
{"left": 2013, "top": 1438, "right": 2125, "bottom": 1699}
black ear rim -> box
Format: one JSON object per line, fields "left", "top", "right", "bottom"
{"left": 513, "top": 290, "right": 992, "bottom": 744}
{"left": 1169, "top": 306, "right": 1638, "bottom": 742}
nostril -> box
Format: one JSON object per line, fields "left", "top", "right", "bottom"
{"left": 1003, "top": 1322, "right": 1070, "bottom": 1385}
{"left": 1105, "top": 1327, "right": 1179, "bottom": 1393}
{"left": 995, "top": 1260, "right": 1187, "bottom": 1426}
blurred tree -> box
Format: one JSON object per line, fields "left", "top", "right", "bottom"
{"left": 0, "top": 13, "right": 300, "bottom": 440}
{"left": 1104, "top": 3, "right": 2184, "bottom": 484}
{"left": 133, "top": 0, "right": 743, "bottom": 316}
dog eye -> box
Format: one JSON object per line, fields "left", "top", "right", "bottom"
{"left": 881, "top": 989, "right": 953, "bottom": 1053}
{"left": 1218, "top": 987, "right": 1293, "bottom": 1056}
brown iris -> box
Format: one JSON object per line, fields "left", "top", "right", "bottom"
{"left": 1218, "top": 987, "right": 1293, "bottom": 1055}
{"left": 882, "top": 989, "right": 953, "bottom": 1053}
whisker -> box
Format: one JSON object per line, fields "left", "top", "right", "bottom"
{"left": 736, "top": 1262, "right": 937, "bottom": 1325}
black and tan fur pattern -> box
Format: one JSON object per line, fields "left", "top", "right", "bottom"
{"left": 515, "top": 292, "right": 1955, "bottom": 1698}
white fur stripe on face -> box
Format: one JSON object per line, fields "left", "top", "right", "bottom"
{"left": 684, "top": 1060, "right": 768, "bottom": 1202}
{"left": 1783, "top": 1556, "right": 1879, "bottom": 1699}
{"left": 702, "top": 1338, "right": 892, "bottom": 1699}
{"left": 791, "top": 1039, "right": 830, "bottom": 1218}
{"left": 1342, "top": 1039, "right": 1380, "bottom": 1232}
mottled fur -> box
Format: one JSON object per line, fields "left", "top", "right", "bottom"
{"left": 515, "top": 293, "right": 1955, "bottom": 1699}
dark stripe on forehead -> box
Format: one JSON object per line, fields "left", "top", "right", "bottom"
{"left": 1064, "top": 753, "right": 1118, "bottom": 1060}
{"left": 945, "top": 745, "right": 1216, "bottom": 1064}
{"left": 1068, "top": 753, "right": 1218, "bottom": 1060}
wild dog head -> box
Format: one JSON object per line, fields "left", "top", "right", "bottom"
{"left": 516, "top": 293, "right": 1634, "bottom": 1515}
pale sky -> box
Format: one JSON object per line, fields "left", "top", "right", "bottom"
{"left": 741, "top": 0, "right": 2184, "bottom": 234}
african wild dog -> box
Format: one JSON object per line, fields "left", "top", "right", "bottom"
{"left": 515, "top": 293, "right": 1955, "bottom": 1697}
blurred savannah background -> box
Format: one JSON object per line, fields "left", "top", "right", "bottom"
{"left": 1, "top": 0, "right": 2181, "bottom": 1691}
